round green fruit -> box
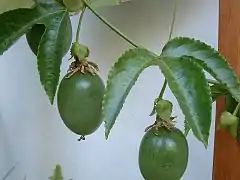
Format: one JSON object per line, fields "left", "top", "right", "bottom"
{"left": 138, "top": 127, "right": 188, "bottom": 180}
{"left": 57, "top": 72, "right": 105, "bottom": 136}
{"left": 63, "top": 0, "right": 84, "bottom": 12}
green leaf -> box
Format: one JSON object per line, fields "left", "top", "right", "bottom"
{"left": 37, "top": 12, "right": 72, "bottom": 104}
{"left": 184, "top": 119, "right": 190, "bottom": 137}
{"left": 49, "top": 165, "right": 63, "bottom": 180}
{"left": 210, "top": 84, "right": 228, "bottom": 102}
{"left": 103, "top": 48, "right": 156, "bottom": 139}
{"left": 0, "top": 0, "right": 72, "bottom": 104}
{"left": 87, "top": 0, "right": 131, "bottom": 7}
{"left": 158, "top": 57, "right": 212, "bottom": 147}
{"left": 0, "top": 0, "right": 35, "bottom": 14}
{"left": 0, "top": 0, "right": 65, "bottom": 56}
{"left": 103, "top": 47, "right": 212, "bottom": 147}
{"left": 161, "top": 37, "right": 240, "bottom": 102}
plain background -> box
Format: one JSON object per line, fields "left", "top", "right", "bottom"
{"left": 0, "top": 0, "right": 219, "bottom": 179}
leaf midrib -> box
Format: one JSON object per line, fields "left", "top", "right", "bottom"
{"left": 0, "top": 8, "right": 66, "bottom": 53}
{"left": 158, "top": 57, "right": 204, "bottom": 141}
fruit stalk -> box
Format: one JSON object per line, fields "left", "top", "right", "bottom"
{"left": 233, "top": 102, "right": 240, "bottom": 116}
{"left": 76, "top": 6, "right": 86, "bottom": 43}
{"left": 82, "top": 0, "right": 139, "bottom": 48}
{"left": 157, "top": 0, "right": 177, "bottom": 100}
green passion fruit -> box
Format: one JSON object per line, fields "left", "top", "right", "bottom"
{"left": 139, "top": 126, "right": 188, "bottom": 180}
{"left": 57, "top": 71, "right": 105, "bottom": 138}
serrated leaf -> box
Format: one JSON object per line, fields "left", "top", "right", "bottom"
{"left": 103, "top": 48, "right": 156, "bottom": 139}
{"left": 37, "top": 11, "right": 72, "bottom": 104}
{"left": 0, "top": 0, "right": 65, "bottom": 56}
{"left": 161, "top": 37, "right": 240, "bottom": 102}
{"left": 87, "top": 0, "right": 131, "bottom": 7}
{"left": 0, "top": 0, "right": 35, "bottom": 14}
{"left": 0, "top": 0, "right": 71, "bottom": 104}
{"left": 49, "top": 165, "right": 63, "bottom": 180}
{"left": 210, "top": 84, "right": 228, "bottom": 102}
{"left": 184, "top": 119, "right": 190, "bottom": 137}
{"left": 103, "top": 47, "right": 212, "bottom": 148}
{"left": 158, "top": 57, "right": 212, "bottom": 147}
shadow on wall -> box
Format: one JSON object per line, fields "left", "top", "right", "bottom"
{"left": 0, "top": 112, "right": 15, "bottom": 178}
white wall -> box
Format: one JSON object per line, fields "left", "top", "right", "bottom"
{"left": 0, "top": 0, "right": 219, "bottom": 179}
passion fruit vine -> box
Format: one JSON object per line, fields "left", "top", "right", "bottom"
{"left": 57, "top": 43, "right": 105, "bottom": 140}
{"left": 139, "top": 115, "right": 189, "bottom": 180}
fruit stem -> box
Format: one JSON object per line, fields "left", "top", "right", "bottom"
{"left": 76, "top": 6, "right": 86, "bottom": 43}
{"left": 158, "top": 80, "right": 168, "bottom": 99}
{"left": 83, "top": 0, "right": 139, "bottom": 48}
{"left": 233, "top": 102, "right": 240, "bottom": 116}
{"left": 157, "top": 0, "right": 177, "bottom": 100}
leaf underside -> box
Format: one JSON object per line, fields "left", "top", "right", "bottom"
{"left": 0, "top": 0, "right": 64, "bottom": 56}
{"left": 103, "top": 48, "right": 156, "bottom": 139}
{"left": 158, "top": 57, "right": 212, "bottom": 147}
{"left": 161, "top": 37, "right": 240, "bottom": 103}
{"left": 37, "top": 10, "right": 72, "bottom": 104}
{"left": 103, "top": 47, "right": 212, "bottom": 147}
{"left": 184, "top": 119, "right": 190, "bottom": 136}
{"left": 210, "top": 84, "right": 228, "bottom": 102}
{"left": 0, "top": 0, "right": 72, "bottom": 104}
{"left": 0, "top": 0, "right": 34, "bottom": 14}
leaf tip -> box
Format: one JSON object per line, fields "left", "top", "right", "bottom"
{"left": 104, "top": 128, "right": 110, "bottom": 140}
{"left": 203, "top": 141, "right": 208, "bottom": 149}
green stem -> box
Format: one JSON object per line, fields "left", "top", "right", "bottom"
{"left": 159, "top": 80, "right": 168, "bottom": 99}
{"left": 157, "top": 0, "right": 177, "bottom": 100}
{"left": 83, "top": 0, "right": 139, "bottom": 48}
{"left": 76, "top": 6, "right": 86, "bottom": 43}
{"left": 233, "top": 102, "right": 240, "bottom": 116}
{"left": 168, "top": 0, "right": 177, "bottom": 41}
{"left": 207, "top": 79, "right": 220, "bottom": 85}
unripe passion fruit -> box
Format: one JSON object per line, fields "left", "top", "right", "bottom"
{"left": 57, "top": 72, "right": 105, "bottom": 137}
{"left": 139, "top": 127, "right": 188, "bottom": 180}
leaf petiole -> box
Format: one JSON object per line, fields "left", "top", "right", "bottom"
{"left": 207, "top": 79, "right": 220, "bottom": 85}
{"left": 233, "top": 102, "right": 240, "bottom": 116}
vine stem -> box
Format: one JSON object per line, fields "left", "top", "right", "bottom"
{"left": 233, "top": 102, "right": 240, "bottom": 116}
{"left": 207, "top": 79, "right": 220, "bottom": 85}
{"left": 76, "top": 6, "right": 86, "bottom": 42}
{"left": 157, "top": 0, "right": 177, "bottom": 100}
{"left": 83, "top": 0, "right": 139, "bottom": 48}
